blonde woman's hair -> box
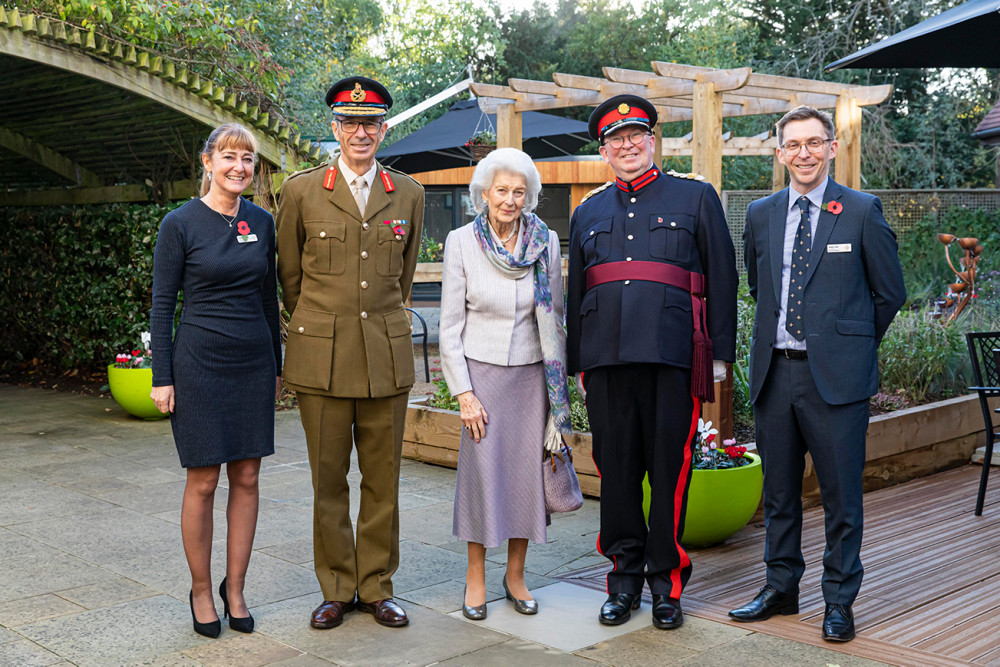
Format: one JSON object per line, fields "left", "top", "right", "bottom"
{"left": 199, "top": 123, "right": 261, "bottom": 197}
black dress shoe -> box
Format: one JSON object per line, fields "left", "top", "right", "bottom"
{"left": 599, "top": 593, "right": 640, "bottom": 625}
{"left": 651, "top": 595, "right": 683, "bottom": 629}
{"left": 189, "top": 590, "right": 221, "bottom": 638}
{"left": 822, "top": 603, "right": 855, "bottom": 642}
{"left": 219, "top": 577, "right": 254, "bottom": 633}
{"left": 728, "top": 585, "right": 799, "bottom": 622}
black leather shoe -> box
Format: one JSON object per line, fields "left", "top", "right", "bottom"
{"left": 651, "top": 595, "right": 683, "bottom": 629}
{"left": 822, "top": 603, "right": 855, "bottom": 642}
{"left": 599, "top": 593, "right": 640, "bottom": 625}
{"left": 728, "top": 585, "right": 799, "bottom": 622}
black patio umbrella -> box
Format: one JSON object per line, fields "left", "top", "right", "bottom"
{"left": 826, "top": 0, "right": 1000, "bottom": 71}
{"left": 377, "top": 99, "right": 590, "bottom": 173}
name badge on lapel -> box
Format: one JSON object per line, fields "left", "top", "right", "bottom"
{"left": 236, "top": 221, "right": 258, "bottom": 243}
{"left": 826, "top": 243, "right": 852, "bottom": 253}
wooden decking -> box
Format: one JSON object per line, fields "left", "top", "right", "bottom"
{"left": 560, "top": 464, "right": 1000, "bottom": 666}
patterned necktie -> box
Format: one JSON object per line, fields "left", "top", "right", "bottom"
{"left": 352, "top": 176, "right": 367, "bottom": 216}
{"left": 785, "top": 196, "right": 811, "bottom": 341}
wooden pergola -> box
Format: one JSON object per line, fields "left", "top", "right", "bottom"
{"left": 473, "top": 63, "right": 892, "bottom": 437}
{"left": 0, "top": 7, "right": 321, "bottom": 206}
{"left": 471, "top": 62, "right": 892, "bottom": 193}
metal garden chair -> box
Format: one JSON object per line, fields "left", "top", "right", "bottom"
{"left": 406, "top": 308, "right": 430, "bottom": 383}
{"left": 966, "top": 331, "right": 1000, "bottom": 515}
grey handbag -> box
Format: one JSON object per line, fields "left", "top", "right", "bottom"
{"left": 543, "top": 444, "right": 584, "bottom": 513}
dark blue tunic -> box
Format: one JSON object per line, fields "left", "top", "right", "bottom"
{"left": 151, "top": 197, "right": 281, "bottom": 468}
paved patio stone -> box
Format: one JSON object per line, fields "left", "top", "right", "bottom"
{"left": 0, "top": 638, "right": 64, "bottom": 666}
{"left": 54, "top": 577, "right": 157, "bottom": 610}
{"left": 392, "top": 539, "right": 471, "bottom": 595}
{"left": 437, "top": 637, "right": 594, "bottom": 665}
{"left": 122, "top": 651, "right": 203, "bottom": 666}
{"left": 268, "top": 655, "right": 337, "bottom": 666}
{"left": 258, "top": 537, "right": 315, "bottom": 565}
{"left": 0, "top": 626, "right": 19, "bottom": 643}
{"left": 0, "top": 595, "right": 86, "bottom": 627}
{"left": 180, "top": 632, "right": 303, "bottom": 665}
{"left": 574, "top": 618, "right": 753, "bottom": 666}
{"left": 0, "top": 550, "right": 117, "bottom": 603}
{"left": 453, "top": 582, "right": 651, "bottom": 653}
{"left": 17, "top": 595, "right": 216, "bottom": 667}
{"left": 0, "top": 476, "right": 117, "bottom": 527}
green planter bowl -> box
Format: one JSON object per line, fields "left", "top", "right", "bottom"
{"left": 107, "top": 365, "right": 168, "bottom": 420}
{"left": 643, "top": 453, "right": 763, "bottom": 548}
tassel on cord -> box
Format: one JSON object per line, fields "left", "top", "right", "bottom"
{"left": 691, "top": 331, "right": 714, "bottom": 403}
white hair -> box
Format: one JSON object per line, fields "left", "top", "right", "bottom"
{"left": 468, "top": 148, "right": 542, "bottom": 215}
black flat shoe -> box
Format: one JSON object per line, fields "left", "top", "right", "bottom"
{"left": 189, "top": 590, "right": 221, "bottom": 638}
{"left": 652, "top": 595, "right": 683, "bottom": 629}
{"left": 728, "top": 585, "right": 799, "bottom": 622}
{"left": 219, "top": 577, "right": 254, "bottom": 633}
{"left": 599, "top": 593, "right": 640, "bottom": 625}
{"left": 822, "top": 603, "right": 855, "bottom": 642}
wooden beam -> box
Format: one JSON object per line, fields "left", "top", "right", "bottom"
{"left": 692, "top": 81, "right": 723, "bottom": 192}
{"left": 0, "top": 180, "right": 198, "bottom": 206}
{"left": 0, "top": 28, "right": 304, "bottom": 171}
{"left": 653, "top": 123, "right": 662, "bottom": 169}
{"left": 650, "top": 63, "right": 751, "bottom": 91}
{"left": 773, "top": 151, "right": 786, "bottom": 192}
{"left": 496, "top": 103, "right": 522, "bottom": 151}
{"left": 0, "top": 126, "right": 103, "bottom": 186}
{"left": 835, "top": 93, "right": 863, "bottom": 190}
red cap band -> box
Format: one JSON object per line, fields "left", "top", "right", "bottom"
{"left": 598, "top": 105, "right": 651, "bottom": 138}
{"left": 332, "top": 88, "right": 386, "bottom": 106}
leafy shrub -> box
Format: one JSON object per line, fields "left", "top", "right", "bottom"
{"left": 878, "top": 307, "right": 972, "bottom": 403}
{"left": 0, "top": 202, "right": 182, "bottom": 371}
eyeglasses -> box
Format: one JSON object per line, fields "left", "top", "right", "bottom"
{"left": 780, "top": 138, "right": 832, "bottom": 154}
{"left": 604, "top": 130, "right": 651, "bottom": 149}
{"left": 337, "top": 119, "right": 383, "bottom": 135}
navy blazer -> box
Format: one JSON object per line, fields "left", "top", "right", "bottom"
{"left": 743, "top": 179, "right": 906, "bottom": 406}
{"left": 567, "top": 170, "right": 737, "bottom": 375}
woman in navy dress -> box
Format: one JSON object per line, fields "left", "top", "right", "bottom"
{"left": 150, "top": 123, "right": 281, "bottom": 638}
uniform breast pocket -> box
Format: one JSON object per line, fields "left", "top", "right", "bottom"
{"left": 581, "top": 218, "right": 613, "bottom": 265}
{"left": 649, "top": 214, "right": 695, "bottom": 263}
{"left": 376, "top": 224, "right": 405, "bottom": 277}
{"left": 303, "top": 221, "right": 346, "bottom": 275}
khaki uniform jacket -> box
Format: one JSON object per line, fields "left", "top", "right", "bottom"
{"left": 276, "top": 161, "right": 425, "bottom": 398}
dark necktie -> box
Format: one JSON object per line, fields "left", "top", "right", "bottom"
{"left": 785, "top": 196, "right": 811, "bottom": 341}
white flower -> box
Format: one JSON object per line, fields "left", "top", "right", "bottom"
{"left": 140, "top": 331, "right": 151, "bottom": 351}
{"left": 697, "top": 418, "right": 718, "bottom": 440}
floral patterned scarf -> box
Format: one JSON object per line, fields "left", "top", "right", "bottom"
{"left": 473, "top": 212, "right": 572, "bottom": 440}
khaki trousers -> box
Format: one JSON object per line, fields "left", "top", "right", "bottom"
{"left": 297, "top": 392, "right": 408, "bottom": 603}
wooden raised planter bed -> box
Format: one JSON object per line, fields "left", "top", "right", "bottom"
{"left": 404, "top": 393, "right": 995, "bottom": 501}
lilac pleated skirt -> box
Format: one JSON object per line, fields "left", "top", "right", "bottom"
{"left": 453, "top": 358, "right": 549, "bottom": 548}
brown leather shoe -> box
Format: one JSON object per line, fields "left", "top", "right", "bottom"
{"left": 310, "top": 600, "right": 355, "bottom": 629}
{"left": 356, "top": 598, "right": 409, "bottom": 627}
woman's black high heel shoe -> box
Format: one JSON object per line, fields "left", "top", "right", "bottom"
{"left": 219, "top": 577, "right": 255, "bottom": 633}
{"left": 189, "top": 590, "right": 221, "bottom": 638}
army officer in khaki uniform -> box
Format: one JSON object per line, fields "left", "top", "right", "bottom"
{"left": 277, "top": 76, "right": 424, "bottom": 629}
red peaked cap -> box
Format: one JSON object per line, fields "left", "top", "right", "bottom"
{"left": 588, "top": 94, "right": 658, "bottom": 141}
{"left": 325, "top": 76, "right": 392, "bottom": 117}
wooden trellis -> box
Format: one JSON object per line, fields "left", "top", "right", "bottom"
{"left": 471, "top": 62, "right": 892, "bottom": 193}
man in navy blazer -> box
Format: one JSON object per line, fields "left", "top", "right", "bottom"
{"left": 729, "top": 106, "right": 905, "bottom": 642}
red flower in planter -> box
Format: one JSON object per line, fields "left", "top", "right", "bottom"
{"left": 237, "top": 221, "right": 251, "bottom": 235}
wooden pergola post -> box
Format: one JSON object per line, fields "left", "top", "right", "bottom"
{"left": 692, "top": 80, "right": 723, "bottom": 193}
{"left": 773, "top": 152, "right": 786, "bottom": 192}
{"left": 653, "top": 123, "right": 663, "bottom": 169}
{"left": 834, "top": 93, "right": 862, "bottom": 190}
{"left": 496, "top": 103, "right": 522, "bottom": 150}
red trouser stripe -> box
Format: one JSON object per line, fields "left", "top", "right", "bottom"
{"left": 668, "top": 396, "right": 700, "bottom": 598}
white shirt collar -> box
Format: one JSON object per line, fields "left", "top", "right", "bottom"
{"left": 338, "top": 157, "right": 377, "bottom": 190}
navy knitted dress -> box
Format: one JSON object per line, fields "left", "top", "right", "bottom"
{"left": 151, "top": 197, "right": 282, "bottom": 468}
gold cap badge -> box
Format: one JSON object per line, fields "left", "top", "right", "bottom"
{"left": 618, "top": 103, "right": 630, "bottom": 115}
{"left": 350, "top": 83, "right": 365, "bottom": 102}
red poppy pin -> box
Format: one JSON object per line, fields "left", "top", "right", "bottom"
{"left": 235, "top": 220, "right": 258, "bottom": 243}
{"left": 237, "top": 221, "right": 251, "bottom": 235}
{"left": 384, "top": 219, "right": 407, "bottom": 236}
{"left": 821, "top": 200, "right": 843, "bottom": 215}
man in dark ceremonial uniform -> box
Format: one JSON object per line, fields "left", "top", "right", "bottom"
{"left": 277, "top": 76, "right": 424, "bottom": 630}
{"left": 566, "top": 95, "right": 737, "bottom": 629}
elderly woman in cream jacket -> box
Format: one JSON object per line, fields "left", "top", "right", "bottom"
{"left": 440, "top": 148, "right": 572, "bottom": 621}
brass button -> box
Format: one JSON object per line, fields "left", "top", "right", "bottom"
{"left": 409, "top": 325, "right": 414, "bottom": 332}
{"left": 627, "top": 234, "right": 634, "bottom": 240}
{"left": 670, "top": 221, "right": 677, "bottom": 227}
{"left": 360, "top": 311, "right": 368, "bottom": 320}
{"left": 589, "top": 230, "right": 595, "bottom": 236}
{"left": 625, "top": 280, "right": 631, "bottom": 285}
{"left": 628, "top": 212, "right": 634, "bottom": 218}
{"left": 395, "top": 234, "right": 401, "bottom": 240}
{"left": 319, "top": 231, "right": 327, "bottom": 238}
{"left": 630, "top": 197, "right": 636, "bottom": 203}
{"left": 362, "top": 222, "right": 370, "bottom": 230}
{"left": 626, "top": 257, "right": 632, "bottom": 261}
{"left": 361, "top": 250, "right": 369, "bottom": 259}
{"left": 361, "top": 281, "right": 368, "bottom": 289}
{"left": 298, "top": 326, "right": 304, "bottom": 333}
